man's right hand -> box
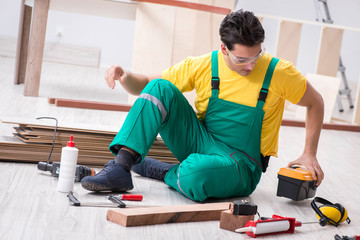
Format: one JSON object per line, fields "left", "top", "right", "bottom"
{"left": 104, "top": 65, "right": 161, "bottom": 95}
{"left": 105, "top": 65, "right": 127, "bottom": 89}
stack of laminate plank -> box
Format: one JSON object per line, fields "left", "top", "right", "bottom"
{"left": 0, "top": 118, "right": 177, "bottom": 166}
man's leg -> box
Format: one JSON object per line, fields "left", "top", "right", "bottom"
{"left": 131, "top": 157, "right": 177, "bottom": 180}
{"left": 164, "top": 150, "right": 260, "bottom": 202}
{"left": 81, "top": 79, "right": 210, "bottom": 192}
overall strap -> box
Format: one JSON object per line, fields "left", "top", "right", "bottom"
{"left": 256, "top": 57, "right": 279, "bottom": 109}
{"left": 211, "top": 50, "right": 219, "bottom": 98}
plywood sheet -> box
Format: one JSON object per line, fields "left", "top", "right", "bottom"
{"left": 107, "top": 202, "right": 230, "bottom": 227}
{"left": 129, "top": 0, "right": 234, "bottom": 106}
{"left": 295, "top": 73, "right": 341, "bottom": 123}
{"left": 275, "top": 20, "right": 302, "bottom": 65}
{"left": 352, "top": 79, "right": 360, "bottom": 125}
{"left": 315, "top": 26, "right": 344, "bottom": 77}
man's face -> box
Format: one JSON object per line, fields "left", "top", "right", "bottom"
{"left": 221, "top": 43, "right": 264, "bottom": 76}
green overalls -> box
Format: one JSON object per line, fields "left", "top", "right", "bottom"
{"left": 110, "top": 51, "right": 279, "bottom": 202}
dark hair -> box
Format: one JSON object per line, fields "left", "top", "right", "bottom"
{"left": 219, "top": 9, "right": 264, "bottom": 50}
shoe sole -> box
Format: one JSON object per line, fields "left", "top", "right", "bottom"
{"left": 81, "top": 182, "right": 133, "bottom": 192}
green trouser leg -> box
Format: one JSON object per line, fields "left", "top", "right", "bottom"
{"left": 109, "top": 79, "right": 259, "bottom": 202}
{"left": 109, "top": 79, "right": 210, "bottom": 162}
{"left": 164, "top": 150, "right": 258, "bottom": 202}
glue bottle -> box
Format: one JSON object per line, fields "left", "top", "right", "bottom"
{"left": 57, "top": 135, "right": 79, "bottom": 193}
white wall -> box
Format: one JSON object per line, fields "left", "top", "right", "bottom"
{"left": 45, "top": 11, "right": 135, "bottom": 69}
{"left": 0, "top": 0, "right": 135, "bottom": 70}
{"left": 0, "top": 0, "right": 359, "bottom": 81}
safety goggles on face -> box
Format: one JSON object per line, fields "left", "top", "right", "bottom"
{"left": 226, "top": 46, "right": 265, "bottom": 66}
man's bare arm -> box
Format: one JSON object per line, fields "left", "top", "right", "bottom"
{"left": 105, "top": 65, "right": 161, "bottom": 95}
{"left": 288, "top": 81, "right": 325, "bottom": 186}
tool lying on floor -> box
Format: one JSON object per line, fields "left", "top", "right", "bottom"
{"left": 334, "top": 234, "right": 360, "bottom": 240}
{"left": 235, "top": 215, "right": 302, "bottom": 238}
{"left": 230, "top": 200, "right": 257, "bottom": 215}
{"left": 67, "top": 191, "right": 143, "bottom": 208}
{"left": 277, "top": 165, "right": 317, "bottom": 201}
{"left": 38, "top": 161, "right": 96, "bottom": 182}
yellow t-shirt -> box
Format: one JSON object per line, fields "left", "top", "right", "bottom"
{"left": 162, "top": 51, "right": 306, "bottom": 157}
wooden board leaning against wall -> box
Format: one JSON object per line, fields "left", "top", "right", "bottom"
{"left": 267, "top": 14, "right": 359, "bottom": 124}
{"left": 129, "top": 0, "right": 235, "bottom": 108}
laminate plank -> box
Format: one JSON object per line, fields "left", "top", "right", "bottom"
{"left": 107, "top": 202, "right": 230, "bottom": 227}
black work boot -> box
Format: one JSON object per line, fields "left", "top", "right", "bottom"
{"left": 81, "top": 149, "right": 136, "bottom": 192}
{"left": 131, "top": 157, "right": 176, "bottom": 181}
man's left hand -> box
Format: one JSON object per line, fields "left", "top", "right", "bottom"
{"left": 287, "top": 153, "right": 324, "bottom": 186}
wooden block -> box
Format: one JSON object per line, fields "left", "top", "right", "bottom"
{"left": 107, "top": 202, "right": 230, "bottom": 227}
{"left": 219, "top": 210, "right": 254, "bottom": 232}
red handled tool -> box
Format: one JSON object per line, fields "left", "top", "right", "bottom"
{"left": 114, "top": 194, "right": 143, "bottom": 201}
{"left": 334, "top": 235, "right": 360, "bottom": 240}
{"left": 67, "top": 192, "right": 143, "bottom": 208}
{"left": 235, "top": 215, "right": 302, "bottom": 238}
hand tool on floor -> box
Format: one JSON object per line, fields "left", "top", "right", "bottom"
{"left": 38, "top": 161, "right": 96, "bottom": 182}
{"left": 67, "top": 191, "right": 143, "bottom": 208}
{"left": 115, "top": 194, "right": 143, "bottom": 201}
{"left": 230, "top": 200, "right": 257, "bottom": 215}
{"left": 277, "top": 165, "right": 317, "bottom": 201}
{"left": 235, "top": 215, "right": 302, "bottom": 238}
{"left": 334, "top": 234, "right": 360, "bottom": 240}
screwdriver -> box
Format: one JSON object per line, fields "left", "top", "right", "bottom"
{"left": 113, "top": 194, "right": 143, "bottom": 201}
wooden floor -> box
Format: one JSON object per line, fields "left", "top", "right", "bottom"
{"left": 1, "top": 56, "right": 360, "bottom": 239}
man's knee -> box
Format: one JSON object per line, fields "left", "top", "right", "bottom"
{"left": 143, "top": 78, "right": 175, "bottom": 92}
{"left": 175, "top": 156, "right": 239, "bottom": 201}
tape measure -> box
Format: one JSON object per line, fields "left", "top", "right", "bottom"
{"left": 230, "top": 200, "right": 257, "bottom": 215}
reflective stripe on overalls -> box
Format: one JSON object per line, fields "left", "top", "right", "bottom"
{"left": 109, "top": 51, "right": 279, "bottom": 202}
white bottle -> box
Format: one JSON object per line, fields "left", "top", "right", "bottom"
{"left": 57, "top": 135, "right": 79, "bottom": 193}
